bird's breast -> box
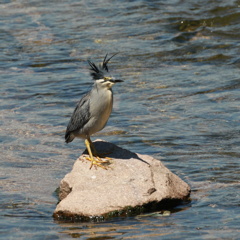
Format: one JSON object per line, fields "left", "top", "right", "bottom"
{"left": 87, "top": 89, "right": 113, "bottom": 135}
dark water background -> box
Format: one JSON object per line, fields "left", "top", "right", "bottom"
{"left": 1, "top": 0, "right": 240, "bottom": 239}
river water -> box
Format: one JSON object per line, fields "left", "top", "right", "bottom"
{"left": 1, "top": 0, "right": 240, "bottom": 239}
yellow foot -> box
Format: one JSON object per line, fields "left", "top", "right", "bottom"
{"left": 84, "top": 138, "right": 112, "bottom": 170}
{"left": 85, "top": 156, "right": 109, "bottom": 170}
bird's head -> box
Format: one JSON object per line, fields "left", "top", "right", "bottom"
{"left": 88, "top": 53, "right": 123, "bottom": 89}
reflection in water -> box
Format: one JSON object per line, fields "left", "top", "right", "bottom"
{"left": 58, "top": 217, "right": 172, "bottom": 239}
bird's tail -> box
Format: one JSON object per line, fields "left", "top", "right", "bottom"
{"left": 65, "top": 131, "right": 74, "bottom": 143}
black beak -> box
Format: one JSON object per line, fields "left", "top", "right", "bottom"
{"left": 113, "top": 79, "right": 124, "bottom": 83}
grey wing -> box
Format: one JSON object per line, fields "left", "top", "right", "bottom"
{"left": 65, "top": 93, "right": 90, "bottom": 143}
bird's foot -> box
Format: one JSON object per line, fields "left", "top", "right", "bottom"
{"left": 84, "top": 155, "right": 110, "bottom": 170}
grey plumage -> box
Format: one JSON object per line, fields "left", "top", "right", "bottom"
{"left": 65, "top": 93, "right": 90, "bottom": 143}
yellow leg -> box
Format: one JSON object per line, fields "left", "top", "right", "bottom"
{"left": 88, "top": 138, "right": 97, "bottom": 156}
{"left": 88, "top": 138, "right": 112, "bottom": 159}
{"left": 85, "top": 138, "right": 108, "bottom": 169}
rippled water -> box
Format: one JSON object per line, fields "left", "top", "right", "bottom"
{"left": 1, "top": 0, "right": 240, "bottom": 239}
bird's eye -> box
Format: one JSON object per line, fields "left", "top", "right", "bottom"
{"left": 104, "top": 77, "right": 111, "bottom": 81}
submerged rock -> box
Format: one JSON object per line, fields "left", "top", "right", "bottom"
{"left": 53, "top": 140, "right": 191, "bottom": 221}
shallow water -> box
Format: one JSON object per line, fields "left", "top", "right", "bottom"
{"left": 1, "top": 0, "right": 240, "bottom": 239}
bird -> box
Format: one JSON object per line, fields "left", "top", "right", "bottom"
{"left": 65, "top": 53, "right": 123, "bottom": 169}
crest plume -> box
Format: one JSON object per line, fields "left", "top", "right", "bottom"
{"left": 88, "top": 53, "right": 118, "bottom": 80}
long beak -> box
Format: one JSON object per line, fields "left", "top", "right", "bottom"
{"left": 112, "top": 79, "right": 124, "bottom": 83}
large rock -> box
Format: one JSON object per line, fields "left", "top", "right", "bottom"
{"left": 53, "top": 140, "right": 190, "bottom": 221}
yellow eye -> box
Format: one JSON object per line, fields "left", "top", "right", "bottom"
{"left": 104, "top": 77, "right": 111, "bottom": 81}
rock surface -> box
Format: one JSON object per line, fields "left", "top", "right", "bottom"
{"left": 53, "top": 140, "right": 191, "bottom": 221}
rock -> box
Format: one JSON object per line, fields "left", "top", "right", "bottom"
{"left": 53, "top": 140, "right": 191, "bottom": 221}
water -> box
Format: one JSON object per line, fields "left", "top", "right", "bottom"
{"left": 1, "top": 0, "right": 240, "bottom": 239}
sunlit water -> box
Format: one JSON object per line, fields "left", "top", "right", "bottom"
{"left": 1, "top": 0, "right": 240, "bottom": 239}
